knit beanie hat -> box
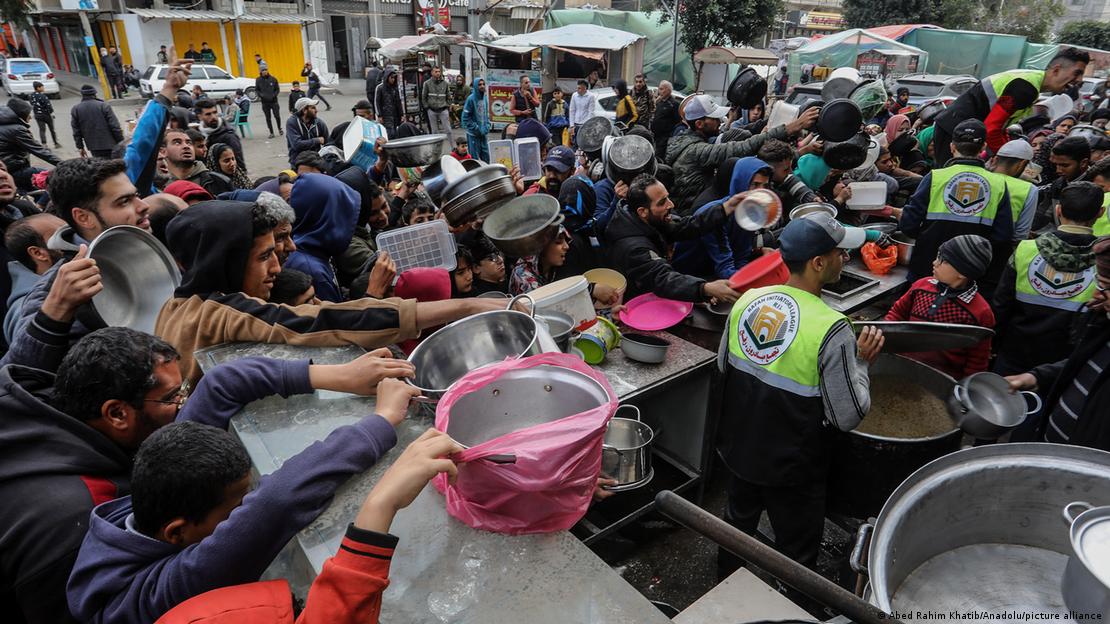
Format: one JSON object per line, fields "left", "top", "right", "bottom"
{"left": 6, "top": 98, "right": 31, "bottom": 121}
{"left": 80, "top": 84, "right": 97, "bottom": 96}
{"left": 939, "top": 234, "right": 992, "bottom": 280}
{"left": 1094, "top": 235, "right": 1110, "bottom": 282}
{"left": 515, "top": 118, "right": 551, "bottom": 145}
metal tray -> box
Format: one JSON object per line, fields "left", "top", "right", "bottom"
{"left": 853, "top": 320, "right": 995, "bottom": 353}
{"left": 821, "top": 270, "right": 879, "bottom": 301}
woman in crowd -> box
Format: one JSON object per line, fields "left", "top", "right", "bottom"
{"left": 207, "top": 142, "right": 252, "bottom": 190}
{"left": 613, "top": 79, "right": 638, "bottom": 127}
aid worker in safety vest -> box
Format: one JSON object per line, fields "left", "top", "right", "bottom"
{"left": 933, "top": 47, "right": 1089, "bottom": 164}
{"left": 993, "top": 181, "right": 1104, "bottom": 382}
{"left": 717, "top": 213, "right": 884, "bottom": 571}
{"left": 899, "top": 118, "right": 1015, "bottom": 298}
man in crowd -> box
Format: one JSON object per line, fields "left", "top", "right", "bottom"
{"left": 254, "top": 65, "right": 283, "bottom": 139}
{"left": 183, "top": 43, "right": 200, "bottom": 61}
{"left": 3, "top": 212, "right": 64, "bottom": 344}
{"left": 69, "top": 84, "right": 123, "bottom": 160}
{"left": 651, "top": 80, "right": 680, "bottom": 159}
{"left": 374, "top": 69, "right": 403, "bottom": 136}
{"left": 163, "top": 128, "right": 231, "bottom": 196}
{"left": 421, "top": 65, "right": 451, "bottom": 138}
{"left": 568, "top": 80, "right": 596, "bottom": 148}
{"left": 286, "top": 97, "right": 327, "bottom": 168}
{"left": 510, "top": 75, "right": 540, "bottom": 123}
{"left": 461, "top": 77, "right": 490, "bottom": 162}
{"left": 988, "top": 138, "right": 1039, "bottom": 241}
{"left": 100, "top": 47, "right": 123, "bottom": 99}
{"left": 630, "top": 74, "right": 654, "bottom": 128}
{"left": 0, "top": 98, "right": 60, "bottom": 192}
{"left": 666, "top": 94, "right": 815, "bottom": 216}
{"left": 718, "top": 213, "right": 882, "bottom": 572}
{"left": 1035, "top": 136, "right": 1092, "bottom": 231}
{"left": 195, "top": 98, "right": 246, "bottom": 173}
{"left": 934, "top": 48, "right": 1089, "bottom": 163}
{"left": 365, "top": 59, "right": 383, "bottom": 108}
{"left": 301, "top": 61, "right": 332, "bottom": 111}
{"left": 606, "top": 173, "right": 745, "bottom": 305}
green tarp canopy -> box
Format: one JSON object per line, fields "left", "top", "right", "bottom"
{"left": 787, "top": 28, "right": 928, "bottom": 84}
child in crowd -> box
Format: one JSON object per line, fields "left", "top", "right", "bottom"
{"left": 186, "top": 129, "right": 208, "bottom": 163}
{"left": 269, "top": 269, "right": 316, "bottom": 306}
{"left": 65, "top": 379, "right": 432, "bottom": 624}
{"left": 29, "top": 81, "right": 60, "bottom": 148}
{"left": 885, "top": 234, "right": 996, "bottom": 379}
{"left": 469, "top": 237, "right": 508, "bottom": 295}
{"left": 451, "top": 247, "right": 475, "bottom": 297}
{"left": 402, "top": 196, "right": 436, "bottom": 225}
{"left": 288, "top": 81, "right": 306, "bottom": 114}
{"left": 450, "top": 136, "right": 470, "bottom": 160}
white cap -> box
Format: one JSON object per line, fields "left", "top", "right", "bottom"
{"left": 294, "top": 97, "right": 319, "bottom": 113}
{"left": 996, "top": 139, "right": 1035, "bottom": 161}
{"left": 684, "top": 94, "right": 729, "bottom": 121}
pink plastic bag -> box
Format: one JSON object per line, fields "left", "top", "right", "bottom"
{"left": 432, "top": 352, "right": 617, "bottom": 534}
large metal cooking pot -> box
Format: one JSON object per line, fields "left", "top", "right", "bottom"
{"left": 407, "top": 295, "right": 548, "bottom": 399}
{"left": 381, "top": 134, "right": 448, "bottom": 167}
{"left": 605, "top": 134, "right": 657, "bottom": 184}
{"left": 85, "top": 225, "right": 181, "bottom": 334}
{"left": 481, "top": 194, "right": 563, "bottom": 257}
{"left": 577, "top": 116, "right": 618, "bottom": 155}
{"left": 856, "top": 444, "right": 1110, "bottom": 618}
{"left": 1061, "top": 501, "right": 1110, "bottom": 617}
{"left": 948, "top": 371, "right": 1040, "bottom": 439}
{"left": 601, "top": 405, "right": 654, "bottom": 491}
{"left": 536, "top": 311, "right": 576, "bottom": 353}
{"left": 823, "top": 131, "right": 870, "bottom": 170}
{"left": 827, "top": 354, "right": 962, "bottom": 519}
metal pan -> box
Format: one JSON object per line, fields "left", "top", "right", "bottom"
{"left": 853, "top": 320, "right": 995, "bottom": 352}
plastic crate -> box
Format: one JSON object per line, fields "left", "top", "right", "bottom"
{"left": 375, "top": 220, "right": 458, "bottom": 275}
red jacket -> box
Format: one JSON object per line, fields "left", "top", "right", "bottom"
{"left": 154, "top": 527, "right": 396, "bottom": 624}
{"left": 885, "top": 277, "right": 995, "bottom": 379}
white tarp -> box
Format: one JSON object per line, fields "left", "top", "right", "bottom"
{"left": 491, "top": 24, "right": 643, "bottom": 52}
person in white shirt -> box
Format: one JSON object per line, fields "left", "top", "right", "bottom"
{"left": 568, "top": 80, "right": 596, "bottom": 148}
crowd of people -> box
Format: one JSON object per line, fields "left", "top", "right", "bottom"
{"left": 0, "top": 44, "right": 1109, "bottom": 623}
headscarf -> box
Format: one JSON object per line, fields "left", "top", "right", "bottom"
{"left": 794, "top": 153, "right": 831, "bottom": 191}
{"left": 1051, "top": 114, "right": 1077, "bottom": 133}
{"left": 557, "top": 176, "right": 597, "bottom": 233}
{"left": 206, "top": 142, "right": 252, "bottom": 190}
{"left": 885, "top": 114, "right": 910, "bottom": 145}
{"left": 916, "top": 124, "right": 935, "bottom": 155}
{"left": 394, "top": 268, "right": 451, "bottom": 354}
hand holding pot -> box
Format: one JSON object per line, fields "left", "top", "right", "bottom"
{"left": 355, "top": 428, "right": 463, "bottom": 533}
{"left": 41, "top": 245, "right": 102, "bottom": 323}
{"left": 376, "top": 377, "right": 423, "bottom": 425}
{"left": 857, "top": 325, "right": 884, "bottom": 363}
{"left": 785, "top": 106, "right": 819, "bottom": 135}
{"left": 1005, "top": 372, "right": 1038, "bottom": 392}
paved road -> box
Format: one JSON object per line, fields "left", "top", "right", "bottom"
{"left": 21, "top": 78, "right": 459, "bottom": 180}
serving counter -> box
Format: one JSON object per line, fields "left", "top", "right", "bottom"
{"left": 195, "top": 334, "right": 716, "bottom": 623}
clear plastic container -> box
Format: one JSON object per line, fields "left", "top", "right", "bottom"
{"left": 374, "top": 219, "right": 458, "bottom": 275}
{"left": 489, "top": 139, "right": 514, "bottom": 170}
{"left": 514, "top": 137, "right": 542, "bottom": 181}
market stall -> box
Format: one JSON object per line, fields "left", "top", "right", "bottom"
{"left": 376, "top": 33, "right": 469, "bottom": 126}
{"left": 787, "top": 29, "right": 928, "bottom": 86}
{"left": 692, "top": 46, "right": 780, "bottom": 105}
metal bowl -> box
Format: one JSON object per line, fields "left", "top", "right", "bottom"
{"left": 442, "top": 164, "right": 511, "bottom": 204}
{"left": 620, "top": 333, "right": 670, "bottom": 364}
{"left": 442, "top": 175, "right": 518, "bottom": 225}
{"left": 381, "top": 134, "right": 448, "bottom": 168}
{"left": 862, "top": 222, "right": 897, "bottom": 235}
{"left": 482, "top": 194, "right": 563, "bottom": 257}
{"left": 420, "top": 155, "right": 467, "bottom": 204}
{"left": 605, "top": 134, "right": 657, "bottom": 184}
{"left": 407, "top": 309, "right": 544, "bottom": 398}
{"left": 86, "top": 225, "right": 181, "bottom": 334}
{"left": 537, "top": 311, "right": 576, "bottom": 352}
{"left": 789, "top": 202, "right": 837, "bottom": 221}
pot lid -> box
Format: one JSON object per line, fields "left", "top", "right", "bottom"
{"left": 727, "top": 66, "right": 767, "bottom": 109}
{"left": 817, "top": 98, "right": 863, "bottom": 142}
{"left": 821, "top": 77, "right": 857, "bottom": 102}
{"left": 577, "top": 116, "right": 616, "bottom": 153}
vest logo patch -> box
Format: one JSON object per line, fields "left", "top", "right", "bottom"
{"left": 1028, "top": 254, "right": 1094, "bottom": 299}
{"left": 739, "top": 292, "right": 800, "bottom": 365}
{"left": 943, "top": 171, "right": 992, "bottom": 216}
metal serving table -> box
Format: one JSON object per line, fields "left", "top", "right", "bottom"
{"left": 195, "top": 342, "right": 675, "bottom": 624}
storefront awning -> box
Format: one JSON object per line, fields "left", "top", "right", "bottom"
{"left": 127, "top": 8, "right": 320, "bottom": 23}
{"left": 694, "top": 46, "right": 780, "bottom": 66}
{"left": 549, "top": 45, "right": 604, "bottom": 60}
{"left": 491, "top": 24, "right": 643, "bottom": 52}
{"left": 378, "top": 34, "right": 469, "bottom": 60}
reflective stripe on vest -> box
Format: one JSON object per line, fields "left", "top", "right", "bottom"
{"left": 1006, "top": 177, "right": 1033, "bottom": 223}
{"left": 981, "top": 70, "right": 1045, "bottom": 125}
{"left": 1014, "top": 239, "right": 1097, "bottom": 312}
{"left": 927, "top": 164, "right": 1008, "bottom": 226}
{"left": 1094, "top": 193, "right": 1110, "bottom": 238}
{"left": 727, "top": 285, "right": 847, "bottom": 398}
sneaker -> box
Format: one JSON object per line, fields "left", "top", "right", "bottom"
{"left": 278, "top": 129, "right": 283, "bottom": 136}
{"left": 269, "top": 133, "right": 275, "bottom": 139}
{"left": 54, "top": 143, "right": 62, "bottom": 148}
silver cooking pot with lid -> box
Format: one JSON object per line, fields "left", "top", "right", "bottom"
{"left": 600, "top": 405, "right": 655, "bottom": 491}
{"left": 1061, "top": 501, "right": 1110, "bottom": 617}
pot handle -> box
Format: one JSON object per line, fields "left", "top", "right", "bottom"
{"left": 952, "top": 384, "right": 970, "bottom": 413}
{"left": 614, "top": 404, "right": 641, "bottom": 421}
{"left": 507, "top": 293, "right": 536, "bottom": 318}
{"left": 1063, "top": 501, "right": 1093, "bottom": 525}
{"left": 1020, "top": 391, "right": 1042, "bottom": 416}
{"left": 849, "top": 522, "right": 873, "bottom": 575}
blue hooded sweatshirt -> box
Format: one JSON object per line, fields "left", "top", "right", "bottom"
{"left": 283, "top": 173, "right": 359, "bottom": 302}
{"left": 673, "top": 157, "right": 772, "bottom": 280}
{"left": 461, "top": 77, "right": 490, "bottom": 138}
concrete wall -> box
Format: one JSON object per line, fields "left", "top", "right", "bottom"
{"left": 116, "top": 14, "right": 148, "bottom": 68}
{"left": 131, "top": 17, "right": 172, "bottom": 69}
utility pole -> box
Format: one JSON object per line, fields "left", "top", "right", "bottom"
{"left": 77, "top": 10, "right": 111, "bottom": 100}
{"left": 669, "top": 0, "right": 679, "bottom": 84}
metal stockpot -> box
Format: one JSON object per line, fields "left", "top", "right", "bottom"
{"left": 1062, "top": 501, "right": 1110, "bottom": 617}
{"left": 601, "top": 405, "right": 655, "bottom": 491}
{"left": 85, "top": 225, "right": 181, "bottom": 334}
{"left": 947, "top": 371, "right": 1041, "bottom": 439}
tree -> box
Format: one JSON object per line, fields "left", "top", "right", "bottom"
{"left": 655, "top": 0, "right": 783, "bottom": 79}
{"left": 0, "top": 0, "right": 32, "bottom": 29}
{"left": 842, "top": 0, "right": 943, "bottom": 29}
{"left": 843, "top": 0, "right": 1061, "bottom": 40}
{"left": 982, "top": 0, "right": 1064, "bottom": 42}
{"left": 1057, "top": 19, "right": 1110, "bottom": 50}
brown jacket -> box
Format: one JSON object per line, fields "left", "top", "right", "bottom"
{"left": 156, "top": 292, "right": 418, "bottom": 385}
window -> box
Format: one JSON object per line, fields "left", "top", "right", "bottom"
{"left": 896, "top": 81, "right": 944, "bottom": 97}
{"left": 207, "top": 67, "right": 230, "bottom": 80}
{"left": 948, "top": 80, "right": 976, "bottom": 96}
{"left": 142, "top": 66, "right": 156, "bottom": 80}
{"left": 191, "top": 67, "right": 210, "bottom": 79}
{"left": 157, "top": 68, "right": 169, "bottom": 79}
{"left": 598, "top": 95, "right": 617, "bottom": 111}
{"left": 10, "top": 60, "right": 49, "bottom": 75}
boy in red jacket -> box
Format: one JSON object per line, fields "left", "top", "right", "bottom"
{"left": 886, "top": 234, "right": 996, "bottom": 379}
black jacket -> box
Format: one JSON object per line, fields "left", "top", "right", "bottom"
{"left": 604, "top": 202, "right": 727, "bottom": 303}
{"left": 254, "top": 74, "right": 280, "bottom": 104}
{"left": 365, "top": 66, "right": 383, "bottom": 103}
{"left": 287, "top": 89, "right": 306, "bottom": 114}
{"left": 301, "top": 67, "right": 321, "bottom": 90}
{"left": 204, "top": 121, "right": 247, "bottom": 172}
{"left": 651, "top": 96, "right": 680, "bottom": 143}
{"left": 1029, "top": 316, "right": 1110, "bottom": 451}
{"left": 285, "top": 114, "right": 327, "bottom": 166}
{"left": 0, "top": 107, "right": 60, "bottom": 172}
{"left": 0, "top": 363, "right": 132, "bottom": 624}
{"left": 374, "top": 69, "right": 403, "bottom": 129}
{"left": 70, "top": 94, "right": 123, "bottom": 152}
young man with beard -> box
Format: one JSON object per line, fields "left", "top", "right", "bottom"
{"left": 194, "top": 99, "right": 246, "bottom": 173}
{"left": 421, "top": 65, "right": 451, "bottom": 137}
{"left": 254, "top": 66, "right": 282, "bottom": 139}
{"left": 286, "top": 97, "right": 328, "bottom": 167}
{"left": 162, "top": 128, "right": 232, "bottom": 197}
{"left": 461, "top": 77, "right": 490, "bottom": 162}
{"left": 630, "top": 74, "right": 654, "bottom": 128}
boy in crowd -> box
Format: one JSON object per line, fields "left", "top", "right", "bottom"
{"left": 65, "top": 376, "right": 428, "bottom": 624}
{"left": 30, "top": 81, "right": 61, "bottom": 148}
{"left": 993, "top": 181, "right": 1103, "bottom": 375}
{"left": 288, "top": 81, "right": 306, "bottom": 115}
{"left": 885, "top": 234, "right": 995, "bottom": 379}
{"left": 450, "top": 135, "right": 470, "bottom": 160}
{"left": 268, "top": 268, "right": 316, "bottom": 306}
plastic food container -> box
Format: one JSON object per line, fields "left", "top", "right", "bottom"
{"left": 728, "top": 250, "right": 789, "bottom": 292}
{"left": 847, "top": 181, "right": 887, "bottom": 210}
{"left": 374, "top": 220, "right": 458, "bottom": 275}
{"left": 528, "top": 276, "right": 597, "bottom": 331}
{"left": 514, "top": 137, "right": 542, "bottom": 181}
{"left": 734, "top": 189, "right": 782, "bottom": 231}
{"left": 574, "top": 316, "right": 620, "bottom": 364}
{"left": 489, "top": 139, "right": 514, "bottom": 170}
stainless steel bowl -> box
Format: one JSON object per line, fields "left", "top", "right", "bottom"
{"left": 619, "top": 333, "right": 670, "bottom": 364}
{"left": 537, "top": 311, "right": 576, "bottom": 352}
{"left": 441, "top": 172, "right": 517, "bottom": 226}
{"left": 891, "top": 232, "right": 914, "bottom": 266}
{"left": 442, "top": 164, "right": 510, "bottom": 203}
{"left": 86, "top": 225, "right": 181, "bottom": 333}
{"left": 789, "top": 202, "right": 838, "bottom": 221}
{"left": 862, "top": 222, "right": 898, "bottom": 235}
{"left": 407, "top": 308, "right": 544, "bottom": 398}
{"left": 482, "top": 194, "right": 563, "bottom": 257}
{"left": 381, "top": 134, "right": 448, "bottom": 168}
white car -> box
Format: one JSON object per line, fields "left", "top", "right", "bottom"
{"left": 589, "top": 87, "right": 686, "bottom": 121}
{"left": 139, "top": 64, "right": 257, "bottom": 101}
{"left": 0, "top": 57, "right": 60, "bottom": 99}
